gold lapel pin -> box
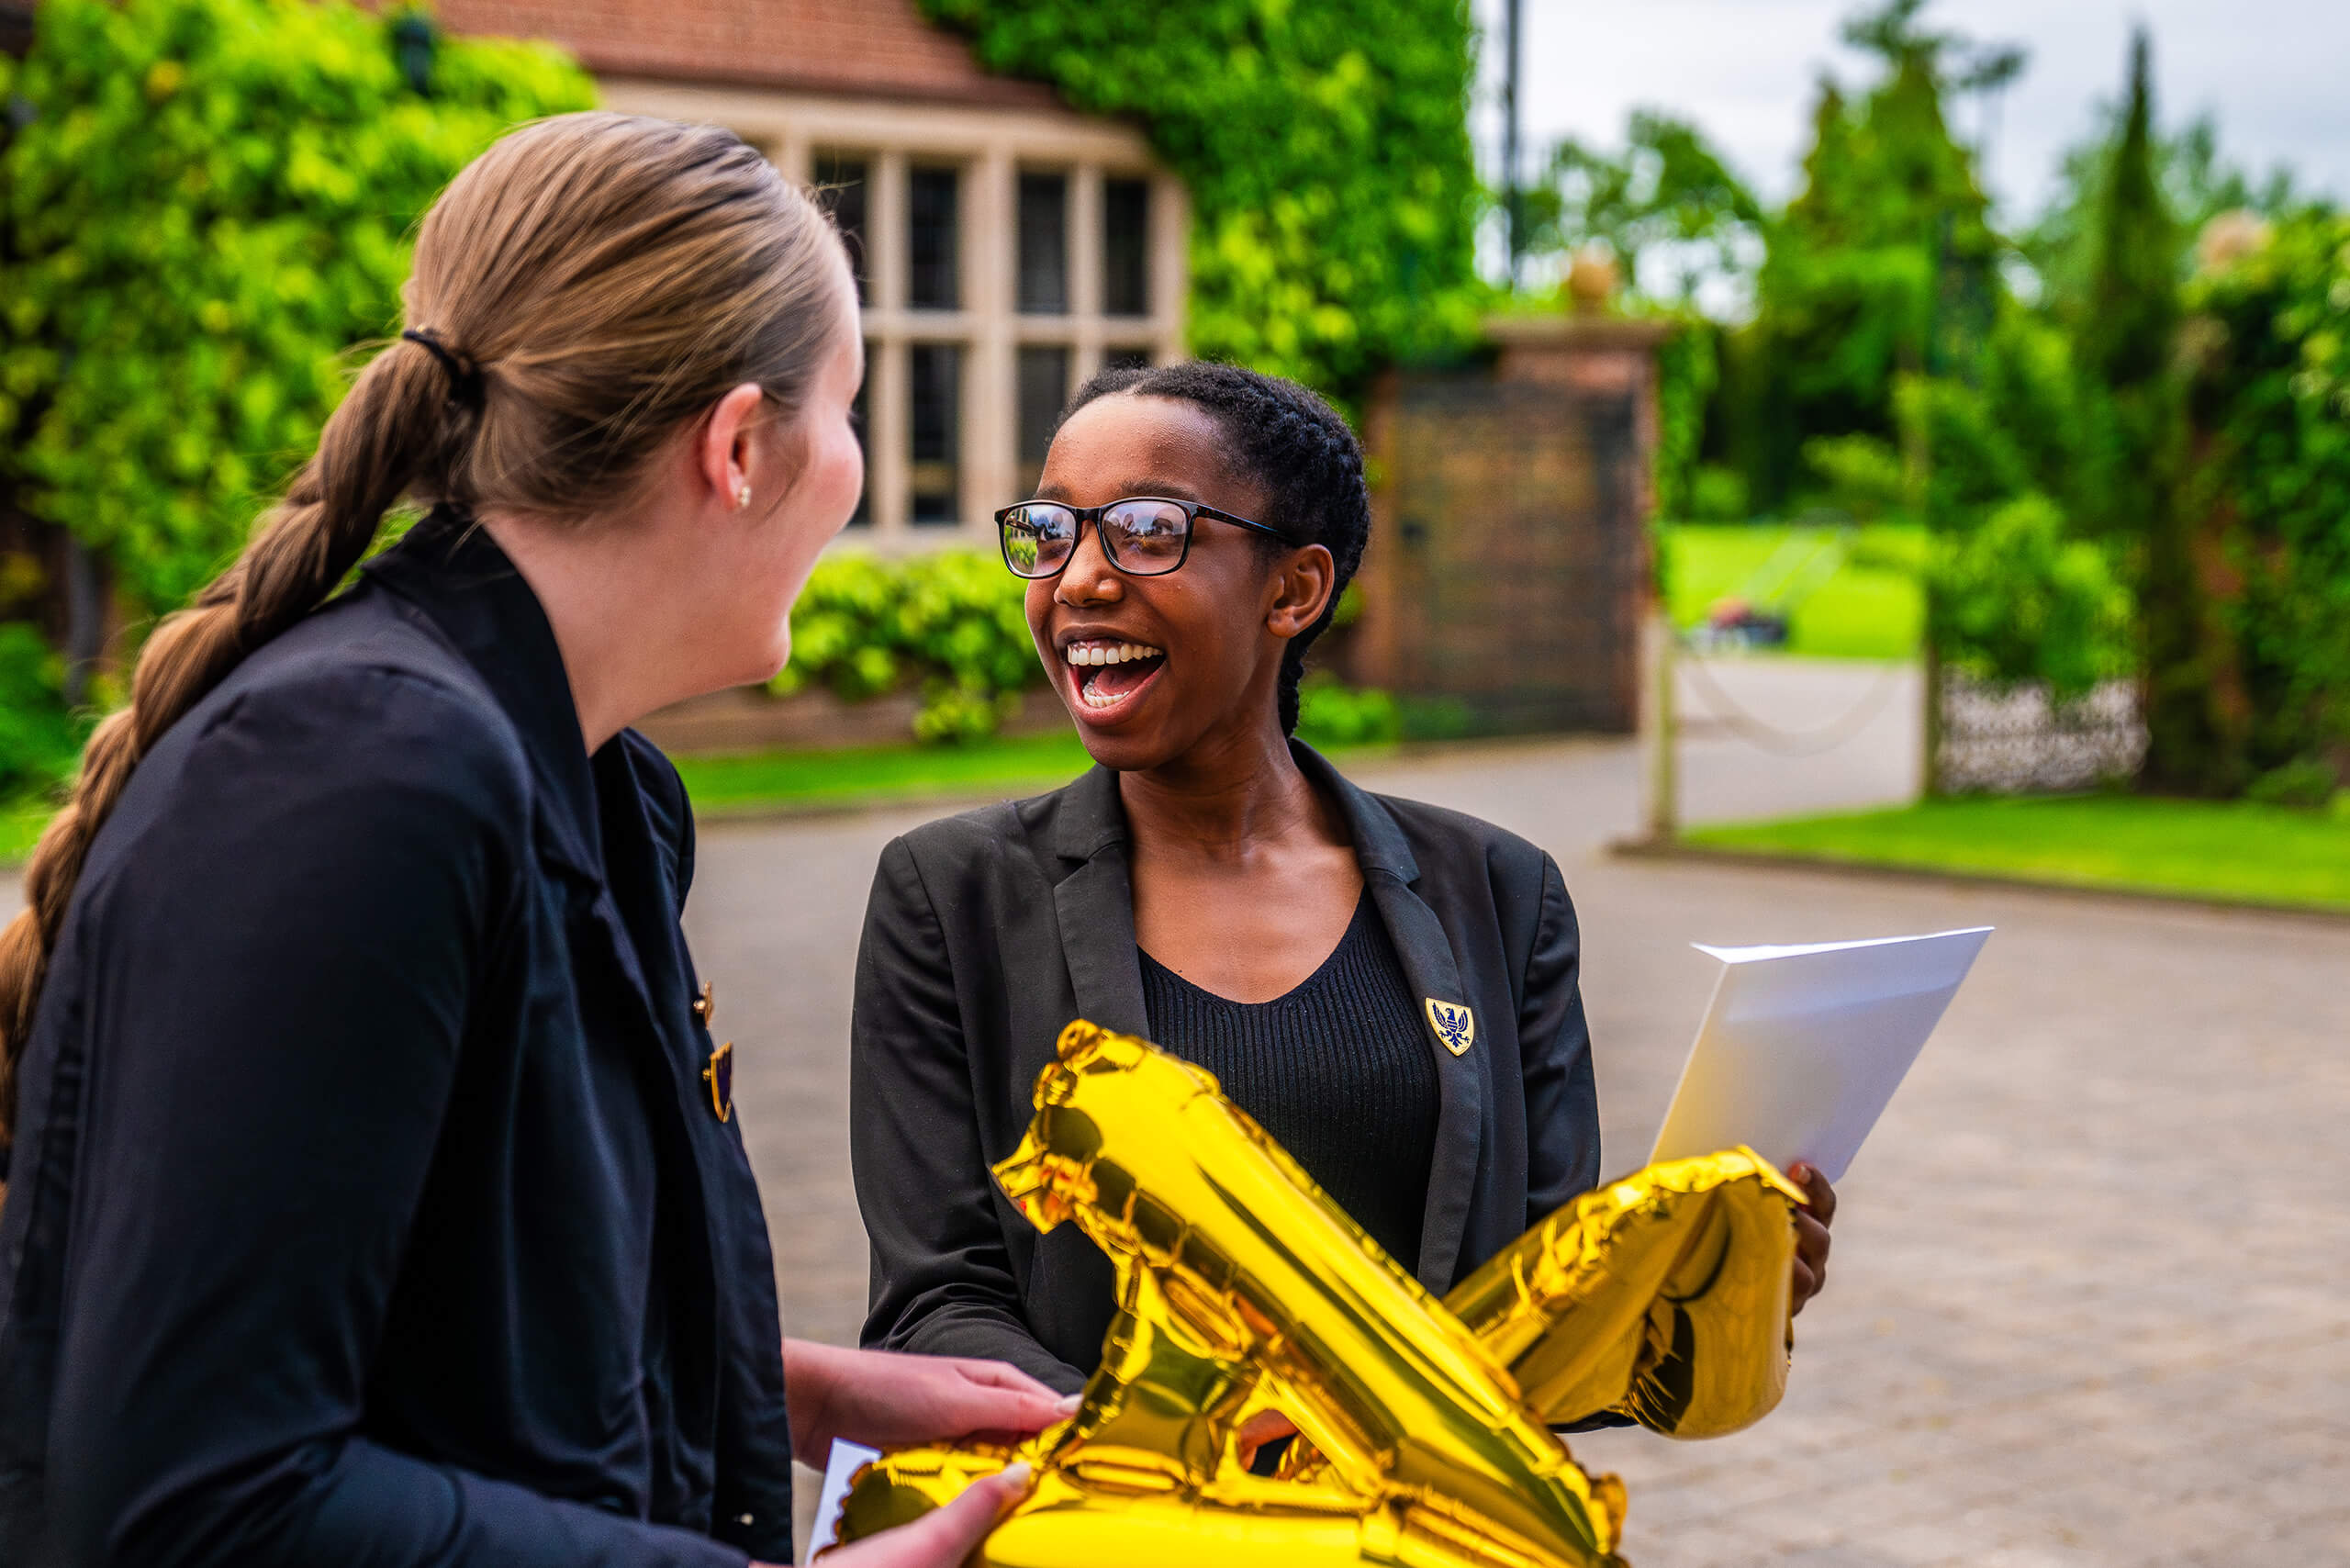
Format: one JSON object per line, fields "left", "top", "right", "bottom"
{"left": 1424, "top": 998, "right": 1475, "bottom": 1057}
{"left": 692, "top": 980, "right": 716, "bottom": 1027}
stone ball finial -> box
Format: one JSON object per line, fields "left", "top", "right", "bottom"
{"left": 1566, "top": 249, "right": 1619, "bottom": 315}
{"left": 2196, "top": 209, "right": 2273, "bottom": 277}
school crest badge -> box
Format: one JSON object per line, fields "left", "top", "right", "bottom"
{"left": 1425, "top": 998, "right": 1475, "bottom": 1057}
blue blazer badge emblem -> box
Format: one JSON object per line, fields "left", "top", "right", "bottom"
{"left": 1424, "top": 998, "right": 1475, "bottom": 1057}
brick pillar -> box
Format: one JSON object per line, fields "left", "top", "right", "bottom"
{"left": 1355, "top": 315, "right": 1669, "bottom": 735}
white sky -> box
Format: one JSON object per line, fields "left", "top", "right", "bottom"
{"left": 1472, "top": 0, "right": 2350, "bottom": 226}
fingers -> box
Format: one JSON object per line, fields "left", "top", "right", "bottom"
{"left": 1237, "top": 1410, "right": 1300, "bottom": 1444}
{"left": 1790, "top": 1209, "right": 1831, "bottom": 1316}
{"left": 952, "top": 1359, "right": 1061, "bottom": 1398}
{"left": 1788, "top": 1162, "right": 1838, "bottom": 1226}
{"left": 818, "top": 1463, "right": 1030, "bottom": 1568}
{"left": 945, "top": 1361, "right": 1080, "bottom": 1436}
{"left": 1234, "top": 1409, "right": 1300, "bottom": 1472}
{"left": 898, "top": 1465, "right": 1032, "bottom": 1567}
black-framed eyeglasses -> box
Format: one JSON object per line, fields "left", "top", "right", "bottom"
{"left": 993, "top": 496, "right": 1299, "bottom": 579}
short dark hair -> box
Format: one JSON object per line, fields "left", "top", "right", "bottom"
{"left": 1061, "top": 361, "right": 1370, "bottom": 734}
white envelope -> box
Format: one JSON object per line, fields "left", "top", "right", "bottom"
{"left": 806, "top": 1438, "right": 881, "bottom": 1558}
{"left": 1649, "top": 926, "right": 1991, "bottom": 1182}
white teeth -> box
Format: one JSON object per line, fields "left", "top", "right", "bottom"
{"left": 1062, "top": 640, "right": 1163, "bottom": 666}
{"left": 1063, "top": 639, "right": 1165, "bottom": 709}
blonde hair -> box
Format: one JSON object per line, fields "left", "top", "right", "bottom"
{"left": 0, "top": 112, "right": 850, "bottom": 1146}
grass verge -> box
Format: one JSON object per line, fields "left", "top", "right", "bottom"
{"left": 0, "top": 727, "right": 1395, "bottom": 870}
{"left": 673, "top": 727, "right": 1098, "bottom": 817}
{"left": 1662, "top": 522, "right": 1923, "bottom": 661}
{"left": 1684, "top": 793, "right": 2350, "bottom": 913}
{"left": 0, "top": 732, "right": 1103, "bottom": 870}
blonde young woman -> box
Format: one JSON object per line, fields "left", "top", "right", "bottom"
{"left": 0, "top": 114, "right": 1056, "bottom": 1568}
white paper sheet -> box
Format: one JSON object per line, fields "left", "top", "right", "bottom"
{"left": 1648, "top": 926, "right": 1992, "bottom": 1182}
{"left": 805, "top": 1439, "right": 880, "bottom": 1559}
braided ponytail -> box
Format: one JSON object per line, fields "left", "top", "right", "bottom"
{"left": 1062, "top": 363, "right": 1371, "bottom": 733}
{"left": 0, "top": 111, "right": 849, "bottom": 1150}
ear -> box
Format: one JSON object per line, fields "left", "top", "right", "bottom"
{"left": 1266, "top": 543, "right": 1337, "bottom": 641}
{"left": 697, "top": 382, "right": 775, "bottom": 514}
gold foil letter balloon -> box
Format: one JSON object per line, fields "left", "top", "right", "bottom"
{"left": 836, "top": 1023, "right": 1806, "bottom": 1568}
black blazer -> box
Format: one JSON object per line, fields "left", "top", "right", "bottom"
{"left": 0, "top": 517, "right": 790, "bottom": 1568}
{"left": 851, "top": 745, "right": 1602, "bottom": 1393}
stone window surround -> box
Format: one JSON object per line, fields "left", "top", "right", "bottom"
{"left": 599, "top": 81, "right": 1190, "bottom": 550}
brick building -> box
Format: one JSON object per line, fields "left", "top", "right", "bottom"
{"left": 436, "top": 0, "right": 1190, "bottom": 547}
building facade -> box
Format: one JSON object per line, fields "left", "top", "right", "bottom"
{"left": 437, "top": 0, "right": 1190, "bottom": 549}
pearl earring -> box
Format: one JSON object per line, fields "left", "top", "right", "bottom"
{"left": 734, "top": 482, "right": 753, "bottom": 510}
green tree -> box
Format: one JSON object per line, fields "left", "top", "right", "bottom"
{"left": 2076, "top": 30, "right": 2239, "bottom": 792}
{"left": 2180, "top": 208, "right": 2350, "bottom": 796}
{"left": 1525, "top": 109, "right": 1762, "bottom": 307}
{"left": 917, "top": 0, "right": 1482, "bottom": 401}
{"left": 0, "top": 0, "right": 594, "bottom": 630}
{"left": 1725, "top": 0, "right": 2017, "bottom": 510}
{"left": 2022, "top": 100, "right": 2294, "bottom": 326}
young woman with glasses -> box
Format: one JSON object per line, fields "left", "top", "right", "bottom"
{"left": 0, "top": 114, "right": 1061, "bottom": 1568}
{"left": 850, "top": 363, "right": 1837, "bottom": 1452}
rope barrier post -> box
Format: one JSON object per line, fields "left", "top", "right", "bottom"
{"left": 1642, "top": 601, "right": 1678, "bottom": 844}
{"left": 1921, "top": 596, "right": 1944, "bottom": 800}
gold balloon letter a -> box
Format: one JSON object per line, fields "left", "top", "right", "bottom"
{"left": 837, "top": 1023, "right": 1805, "bottom": 1568}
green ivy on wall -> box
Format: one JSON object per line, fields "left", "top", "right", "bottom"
{"left": 0, "top": 0, "right": 595, "bottom": 617}
{"left": 918, "top": 0, "right": 1484, "bottom": 400}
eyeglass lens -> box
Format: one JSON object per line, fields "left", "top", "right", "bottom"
{"left": 1001, "top": 499, "right": 1192, "bottom": 577}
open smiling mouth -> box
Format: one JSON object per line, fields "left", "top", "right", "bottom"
{"left": 1063, "top": 639, "right": 1167, "bottom": 716}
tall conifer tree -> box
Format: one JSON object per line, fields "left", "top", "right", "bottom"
{"left": 2087, "top": 30, "right": 2237, "bottom": 790}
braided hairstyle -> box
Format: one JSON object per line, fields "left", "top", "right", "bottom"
{"left": 1062, "top": 363, "right": 1370, "bottom": 734}
{"left": 0, "top": 112, "right": 850, "bottom": 1151}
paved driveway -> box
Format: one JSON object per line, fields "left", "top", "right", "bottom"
{"left": 688, "top": 658, "right": 2348, "bottom": 1566}
{"left": 13, "top": 659, "right": 2337, "bottom": 1564}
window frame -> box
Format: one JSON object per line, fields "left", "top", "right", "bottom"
{"left": 739, "top": 112, "right": 1184, "bottom": 545}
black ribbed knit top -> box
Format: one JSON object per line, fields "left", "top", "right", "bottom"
{"left": 1138, "top": 889, "right": 1439, "bottom": 1271}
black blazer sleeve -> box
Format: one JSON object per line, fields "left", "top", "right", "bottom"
{"left": 46, "top": 672, "right": 745, "bottom": 1568}
{"left": 1518, "top": 853, "right": 1603, "bottom": 1224}
{"left": 850, "top": 836, "right": 1086, "bottom": 1393}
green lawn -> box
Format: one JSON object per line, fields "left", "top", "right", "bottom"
{"left": 1685, "top": 793, "right": 2350, "bottom": 913}
{"left": 1662, "top": 522, "right": 1923, "bottom": 661}
{"left": 673, "top": 727, "right": 1098, "bottom": 817}
{"left": 0, "top": 792, "right": 52, "bottom": 865}
{"left": 0, "top": 727, "right": 1403, "bottom": 868}
{"left": 0, "top": 732, "right": 1102, "bottom": 869}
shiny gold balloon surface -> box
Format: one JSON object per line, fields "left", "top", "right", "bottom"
{"left": 834, "top": 1023, "right": 1804, "bottom": 1568}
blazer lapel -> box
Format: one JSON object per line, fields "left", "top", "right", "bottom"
{"left": 1365, "top": 874, "right": 1485, "bottom": 1293}
{"left": 1049, "top": 767, "right": 1150, "bottom": 1036}
{"left": 1298, "top": 745, "right": 1485, "bottom": 1293}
